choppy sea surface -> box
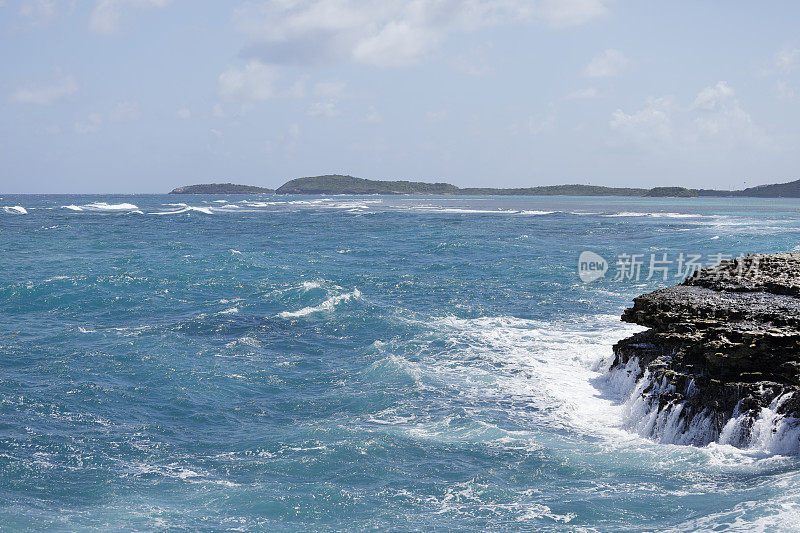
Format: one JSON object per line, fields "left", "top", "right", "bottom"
{"left": 2, "top": 194, "right": 800, "bottom": 531}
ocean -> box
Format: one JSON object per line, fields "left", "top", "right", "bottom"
{"left": 2, "top": 194, "right": 800, "bottom": 531}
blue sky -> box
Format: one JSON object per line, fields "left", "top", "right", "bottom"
{"left": 2, "top": 1, "right": 800, "bottom": 193}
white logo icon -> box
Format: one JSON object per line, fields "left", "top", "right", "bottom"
{"left": 578, "top": 251, "right": 608, "bottom": 283}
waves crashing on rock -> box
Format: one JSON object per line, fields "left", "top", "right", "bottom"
{"left": 606, "top": 253, "right": 800, "bottom": 454}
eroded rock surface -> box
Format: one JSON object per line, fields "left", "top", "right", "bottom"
{"left": 609, "top": 253, "right": 800, "bottom": 451}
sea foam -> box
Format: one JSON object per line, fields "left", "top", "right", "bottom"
{"left": 61, "top": 202, "right": 139, "bottom": 212}
{"left": 150, "top": 205, "right": 214, "bottom": 215}
{"left": 84, "top": 202, "right": 139, "bottom": 211}
{"left": 278, "top": 288, "right": 362, "bottom": 318}
{"left": 602, "top": 358, "right": 800, "bottom": 455}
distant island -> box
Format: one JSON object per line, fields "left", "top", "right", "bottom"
{"left": 170, "top": 175, "right": 800, "bottom": 197}
{"left": 170, "top": 183, "right": 275, "bottom": 194}
{"left": 275, "top": 175, "right": 460, "bottom": 194}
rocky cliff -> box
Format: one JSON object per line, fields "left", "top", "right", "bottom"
{"left": 606, "top": 253, "right": 800, "bottom": 454}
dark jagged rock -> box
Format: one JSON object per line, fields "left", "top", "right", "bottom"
{"left": 608, "top": 253, "right": 800, "bottom": 451}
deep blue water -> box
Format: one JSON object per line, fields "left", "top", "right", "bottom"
{"left": 2, "top": 194, "right": 800, "bottom": 531}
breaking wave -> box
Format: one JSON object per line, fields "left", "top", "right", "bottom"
{"left": 278, "top": 288, "right": 362, "bottom": 318}
{"left": 61, "top": 202, "right": 140, "bottom": 212}
{"left": 602, "top": 211, "right": 721, "bottom": 219}
{"left": 601, "top": 357, "right": 800, "bottom": 456}
{"left": 149, "top": 204, "right": 214, "bottom": 215}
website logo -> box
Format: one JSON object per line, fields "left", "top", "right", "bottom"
{"left": 578, "top": 251, "right": 608, "bottom": 283}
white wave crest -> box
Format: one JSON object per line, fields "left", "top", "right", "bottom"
{"left": 278, "top": 288, "right": 362, "bottom": 318}
{"left": 400, "top": 206, "right": 558, "bottom": 215}
{"left": 369, "top": 313, "right": 643, "bottom": 441}
{"left": 239, "top": 200, "right": 279, "bottom": 207}
{"left": 301, "top": 280, "right": 323, "bottom": 291}
{"left": 602, "top": 211, "right": 719, "bottom": 219}
{"left": 2, "top": 205, "right": 27, "bottom": 214}
{"left": 150, "top": 205, "right": 214, "bottom": 215}
{"left": 60, "top": 202, "right": 139, "bottom": 212}
{"left": 122, "top": 462, "right": 238, "bottom": 486}
{"left": 83, "top": 202, "right": 139, "bottom": 211}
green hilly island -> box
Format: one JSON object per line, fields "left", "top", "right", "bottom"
{"left": 170, "top": 183, "right": 274, "bottom": 194}
{"left": 170, "top": 175, "right": 800, "bottom": 198}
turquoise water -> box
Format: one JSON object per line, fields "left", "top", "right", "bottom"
{"left": 2, "top": 194, "right": 800, "bottom": 531}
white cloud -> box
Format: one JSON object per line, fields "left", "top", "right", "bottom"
{"left": 274, "top": 122, "right": 301, "bottom": 152}
{"left": 692, "top": 81, "right": 734, "bottom": 112}
{"left": 776, "top": 80, "right": 796, "bottom": 100}
{"left": 610, "top": 82, "right": 771, "bottom": 151}
{"left": 285, "top": 77, "right": 307, "bottom": 98}
{"left": 353, "top": 21, "right": 439, "bottom": 67}
{"left": 74, "top": 112, "right": 103, "bottom": 134}
{"left": 426, "top": 109, "right": 448, "bottom": 122}
{"left": 212, "top": 103, "right": 226, "bottom": 118}
{"left": 74, "top": 101, "right": 139, "bottom": 134}
{"left": 364, "top": 106, "right": 382, "bottom": 124}
{"left": 307, "top": 100, "right": 340, "bottom": 117}
{"left": 313, "top": 80, "right": 346, "bottom": 98}
{"left": 218, "top": 60, "right": 279, "bottom": 101}
{"left": 452, "top": 56, "right": 491, "bottom": 77}
{"left": 217, "top": 62, "right": 331, "bottom": 104}
{"left": 16, "top": 0, "right": 78, "bottom": 29}
{"left": 775, "top": 47, "right": 800, "bottom": 73}
{"left": 19, "top": 0, "right": 57, "bottom": 24}
{"left": 528, "top": 103, "right": 557, "bottom": 134}
{"left": 565, "top": 87, "right": 598, "bottom": 100}
{"left": 74, "top": 123, "right": 99, "bottom": 135}
{"left": 107, "top": 100, "right": 139, "bottom": 121}
{"left": 176, "top": 108, "right": 191, "bottom": 119}
{"left": 538, "top": 0, "right": 606, "bottom": 28}
{"left": 583, "top": 49, "right": 628, "bottom": 78}
{"left": 610, "top": 97, "right": 672, "bottom": 143}
{"left": 89, "top": 0, "right": 169, "bottom": 35}
{"left": 234, "top": 0, "right": 608, "bottom": 68}
{"left": 11, "top": 74, "right": 77, "bottom": 105}
{"left": 691, "top": 81, "right": 768, "bottom": 147}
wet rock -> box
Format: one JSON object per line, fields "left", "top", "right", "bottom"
{"left": 610, "top": 253, "right": 800, "bottom": 447}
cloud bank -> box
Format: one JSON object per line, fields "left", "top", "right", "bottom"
{"left": 233, "top": 0, "right": 608, "bottom": 67}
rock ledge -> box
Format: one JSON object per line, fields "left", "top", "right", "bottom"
{"left": 609, "top": 253, "right": 800, "bottom": 452}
